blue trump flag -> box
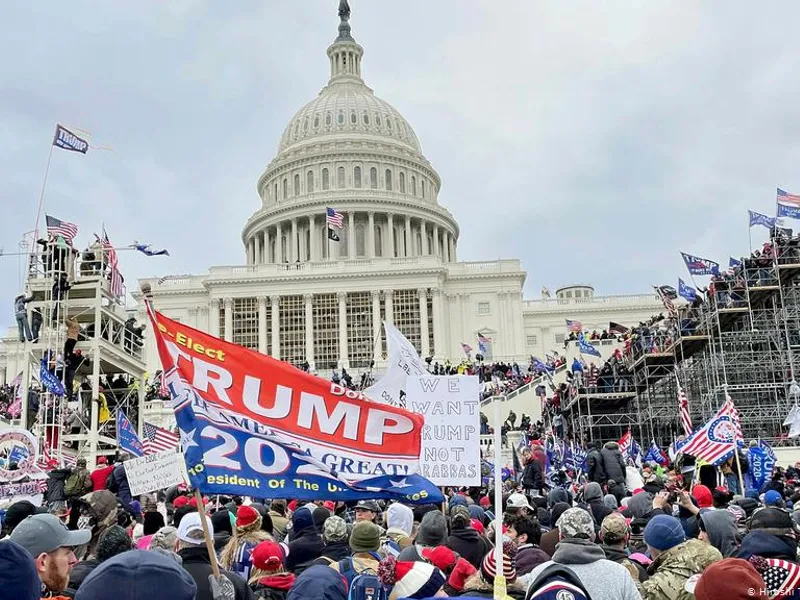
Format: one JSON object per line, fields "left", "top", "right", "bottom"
{"left": 644, "top": 440, "right": 669, "bottom": 466}
{"left": 681, "top": 252, "right": 720, "bottom": 276}
{"left": 678, "top": 278, "right": 696, "bottom": 302}
{"left": 749, "top": 210, "right": 776, "bottom": 229}
{"left": 577, "top": 334, "right": 601, "bottom": 358}
{"left": 117, "top": 409, "right": 145, "bottom": 457}
{"left": 745, "top": 440, "right": 776, "bottom": 492}
{"left": 133, "top": 243, "right": 170, "bottom": 257}
{"left": 39, "top": 358, "right": 65, "bottom": 396}
{"left": 730, "top": 257, "right": 742, "bottom": 268}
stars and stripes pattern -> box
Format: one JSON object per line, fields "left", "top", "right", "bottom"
{"left": 654, "top": 285, "right": 678, "bottom": 318}
{"left": 46, "top": 215, "right": 79, "bottom": 245}
{"left": 618, "top": 429, "right": 632, "bottom": 457}
{"left": 326, "top": 207, "right": 344, "bottom": 228}
{"left": 753, "top": 557, "right": 800, "bottom": 598}
{"left": 679, "top": 396, "right": 742, "bottom": 465}
{"left": 142, "top": 422, "right": 180, "bottom": 454}
{"left": 777, "top": 188, "right": 800, "bottom": 219}
{"left": 565, "top": 319, "right": 583, "bottom": 332}
{"left": 777, "top": 188, "right": 800, "bottom": 207}
{"left": 677, "top": 376, "right": 692, "bottom": 436}
{"left": 99, "top": 229, "right": 124, "bottom": 298}
{"left": 460, "top": 342, "right": 473, "bottom": 356}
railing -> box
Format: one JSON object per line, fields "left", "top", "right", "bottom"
{"left": 523, "top": 293, "right": 662, "bottom": 310}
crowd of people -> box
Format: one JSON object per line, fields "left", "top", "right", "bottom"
{"left": 3, "top": 440, "right": 800, "bottom": 599}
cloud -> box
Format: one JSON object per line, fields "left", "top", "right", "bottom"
{"left": 2, "top": 0, "right": 799, "bottom": 337}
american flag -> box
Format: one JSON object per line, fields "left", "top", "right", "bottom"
{"left": 326, "top": 207, "right": 344, "bottom": 229}
{"left": 143, "top": 422, "right": 179, "bottom": 455}
{"left": 46, "top": 214, "right": 79, "bottom": 245}
{"left": 99, "top": 229, "right": 124, "bottom": 298}
{"left": 618, "top": 429, "right": 632, "bottom": 457}
{"left": 678, "top": 396, "right": 742, "bottom": 465}
{"left": 565, "top": 319, "right": 583, "bottom": 333}
{"left": 777, "top": 188, "right": 800, "bottom": 208}
{"left": 654, "top": 285, "right": 678, "bottom": 318}
{"left": 460, "top": 342, "right": 473, "bottom": 356}
{"left": 677, "top": 376, "right": 692, "bottom": 436}
{"left": 756, "top": 558, "right": 800, "bottom": 598}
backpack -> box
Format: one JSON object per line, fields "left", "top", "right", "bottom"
{"left": 338, "top": 556, "right": 388, "bottom": 600}
{"left": 65, "top": 470, "right": 92, "bottom": 498}
{"left": 106, "top": 467, "right": 120, "bottom": 494}
{"left": 526, "top": 563, "right": 593, "bottom": 600}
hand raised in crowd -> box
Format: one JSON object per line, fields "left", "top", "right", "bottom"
{"left": 209, "top": 574, "right": 236, "bottom": 600}
{"left": 652, "top": 490, "right": 671, "bottom": 510}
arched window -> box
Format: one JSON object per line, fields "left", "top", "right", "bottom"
{"left": 421, "top": 180, "right": 426, "bottom": 198}
{"left": 294, "top": 174, "right": 300, "bottom": 196}
{"left": 322, "top": 168, "right": 330, "bottom": 190}
{"left": 350, "top": 112, "right": 357, "bottom": 124}
{"left": 370, "top": 167, "right": 378, "bottom": 189}
{"left": 337, "top": 166, "right": 345, "bottom": 189}
{"left": 416, "top": 232, "right": 422, "bottom": 256}
{"left": 356, "top": 224, "right": 366, "bottom": 257}
{"left": 375, "top": 225, "right": 383, "bottom": 257}
{"left": 354, "top": 166, "right": 362, "bottom": 188}
{"left": 399, "top": 172, "right": 406, "bottom": 193}
{"left": 426, "top": 232, "right": 434, "bottom": 256}
{"left": 385, "top": 169, "right": 393, "bottom": 191}
{"left": 283, "top": 178, "right": 288, "bottom": 200}
{"left": 337, "top": 111, "right": 344, "bottom": 125}
{"left": 411, "top": 176, "right": 417, "bottom": 196}
{"left": 339, "top": 226, "right": 349, "bottom": 258}
{"left": 306, "top": 171, "right": 314, "bottom": 193}
{"left": 273, "top": 183, "right": 278, "bottom": 201}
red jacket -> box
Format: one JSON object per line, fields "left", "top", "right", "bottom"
{"left": 90, "top": 465, "right": 114, "bottom": 491}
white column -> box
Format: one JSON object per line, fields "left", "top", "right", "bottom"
{"left": 276, "top": 223, "right": 283, "bottom": 263}
{"left": 451, "top": 234, "right": 457, "bottom": 262}
{"left": 348, "top": 212, "right": 355, "bottom": 258}
{"left": 309, "top": 215, "right": 317, "bottom": 261}
{"left": 291, "top": 218, "right": 298, "bottom": 262}
{"left": 270, "top": 295, "right": 280, "bottom": 358}
{"left": 432, "top": 224, "right": 440, "bottom": 257}
{"left": 367, "top": 212, "right": 375, "bottom": 259}
{"left": 337, "top": 292, "right": 348, "bottom": 367}
{"left": 496, "top": 292, "right": 506, "bottom": 359}
{"left": 304, "top": 293, "right": 314, "bottom": 369}
{"left": 431, "top": 289, "right": 444, "bottom": 358}
{"left": 188, "top": 307, "right": 199, "bottom": 329}
{"left": 387, "top": 214, "right": 395, "bottom": 257}
{"left": 404, "top": 215, "right": 412, "bottom": 257}
{"left": 371, "top": 290, "right": 381, "bottom": 362}
{"left": 262, "top": 231, "right": 268, "bottom": 263}
{"left": 418, "top": 288, "right": 430, "bottom": 358}
{"left": 210, "top": 299, "right": 220, "bottom": 337}
{"left": 421, "top": 221, "right": 428, "bottom": 255}
{"left": 224, "top": 298, "right": 233, "bottom": 342}
{"left": 257, "top": 296, "right": 267, "bottom": 353}
{"left": 384, "top": 289, "right": 394, "bottom": 325}
{"left": 446, "top": 233, "right": 453, "bottom": 262}
{"left": 254, "top": 235, "right": 261, "bottom": 265}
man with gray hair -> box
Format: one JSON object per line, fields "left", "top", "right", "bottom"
{"left": 521, "top": 508, "right": 641, "bottom": 600}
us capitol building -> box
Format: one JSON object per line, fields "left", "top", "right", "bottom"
{"left": 137, "top": 6, "right": 663, "bottom": 376}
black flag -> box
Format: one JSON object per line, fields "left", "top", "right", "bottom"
{"left": 327, "top": 228, "right": 340, "bottom": 241}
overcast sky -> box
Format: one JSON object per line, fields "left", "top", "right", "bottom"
{"left": 2, "top": 1, "right": 799, "bottom": 332}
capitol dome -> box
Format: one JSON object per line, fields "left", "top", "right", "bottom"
{"left": 243, "top": 5, "right": 458, "bottom": 267}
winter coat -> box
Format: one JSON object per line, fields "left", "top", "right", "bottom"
{"left": 641, "top": 538, "right": 722, "bottom": 600}
{"left": 447, "top": 527, "right": 492, "bottom": 569}
{"left": 269, "top": 511, "right": 289, "bottom": 541}
{"left": 285, "top": 526, "right": 324, "bottom": 575}
{"left": 178, "top": 546, "right": 254, "bottom": 600}
{"left": 76, "top": 490, "right": 120, "bottom": 559}
{"left": 737, "top": 530, "right": 798, "bottom": 562}
{"left": 699, "top": 509, "right": 739, "bottom": 557}
{"left": 45, "top": 469, "right": 72, "bottom": 504}
{"left": 521, "top": 538, "right": 641, "bottom": 600}
{"left": 514, "top": 544, "right": 550, "bottom": 575}
{"left": 601, "top": 544, "right": 648, "bottom": 582}
{"left": 600, "top": 442, "right": 627, "bottom": 485}
{"left": 67, "top": 557, "right": 100, "bottom": 593}
{"left": 521, "top": 460, "right": 543, "bottom": 492}
{"left": 458, "top": 574, "right": 527, "bottom": 599}
{"left": 311, "top": 541, "right": 351, "bottom": 566}
{"left": 14, "top": 295, "right": 33, "bottom": 317}
{"left": 584, "top": 482, "right": 613, "bottom": 527}
{"left": 110, "top": 462, "right": 131, "bottom": 505}
{"left": 251, "top": 573, "right": 296, "bottom": 600}
{"left": 587, "top": 449, "right": 606, "bottom": 484}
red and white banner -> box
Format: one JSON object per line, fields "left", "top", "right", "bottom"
{"left": 150, "top": 310, "right": 424, "bottom": 479}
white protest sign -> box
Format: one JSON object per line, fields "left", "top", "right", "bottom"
{"left": 124, "top": 449, "right": 186, "bottom": 496}
{"left": 406, "top": 375, "right": 480, "bottom": 486}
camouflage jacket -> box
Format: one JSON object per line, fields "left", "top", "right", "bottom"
{"left": 642, "top": 539, "right": 722, "bottom": 600}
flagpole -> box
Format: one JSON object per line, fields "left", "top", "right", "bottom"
{"left": 32, "top": 141, "right": 55, "bottom": 245}
{"left": 492, "top": 392, "right": 507, "bottom": 599}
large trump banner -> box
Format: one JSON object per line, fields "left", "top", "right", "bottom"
{"left": 147, "top": 305, "right": 441, "bottom": 504}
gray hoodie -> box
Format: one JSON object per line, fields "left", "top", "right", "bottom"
{"left": 700, "top": 509, "right": 739, "bottom": 557}
{"left": 522, "top": 539, "right": 640, "bottom": 600}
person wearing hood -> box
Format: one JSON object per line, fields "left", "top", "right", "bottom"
{"left": 699, "top": 509, "right": 739, "bottom": 557}
{"left": 210, "top": 509, "right": 234, "bottom": 553}
{"left": 221, "top": 505, "right": 273, "bottom": 582}
{"left": 603, "top": 494, "right": 619, "bottom": 510}
{"left": 641, "top": 514, "right": 722, "bottom": 600}
{"left": 68, "top": 524, "right": 134, "bottom": 593}
{"left": 383, "top": 503, "right": 413, "bottom": 555}
{"left": 70, "top": 490, "right": 120, "bottom": 559}
{"left": 286, "top": 564, "right": 347, "bottom": 600}
{"left": 547, "top": 487, "right": 570, "bottom": 509}
{"left": 598, "top": 513, "right": 648, "bottom": 584}
{"left": 312, "top": 515, "right": 350, "bottom": 565}
{"left": 446, "top": 506, "right": 491, "bottom": 569}
{"left": 397, "top": 510, "right": 448, "bottom": 562}
{"left": 468, "top": 504, "right": 487, "bottom": 527}
{"left": 267, "top": 500, "right": 289, "bottom": 542}
{"left": 583, "top": 482, "right": 613, "bottom": 528}
{"left": 540, "top": 501, "right": 570, "bottom": 557}
{"left": 109, "top": 459, "right": 133, "bottom": 509}
{"left": 45, "top": 466, "right": 72, "bottom": 510}
{"left": 736, "top": 507, "right": 800, "bottom": 596}
{"left": 600, "top": 441, "right": 628, "bottom": 502}
{"left": 285, "top": 507, "right": 323, "bottom": 575}
{"left": 520, "top": 508, "right": 641, "bottom": 600}
{"left": 249, "top": 540, "right": 295, "bottom": 600}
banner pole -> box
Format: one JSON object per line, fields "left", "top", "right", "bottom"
{"left": 492, "top": 393, "right": 507, "bottom": 599}
{"left": 193, "top": 488, "right": 221, "bottom": 579}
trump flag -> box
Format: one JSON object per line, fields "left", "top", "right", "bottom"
{"left": 146, "top": 304, "right": 442, "bottom": 504}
